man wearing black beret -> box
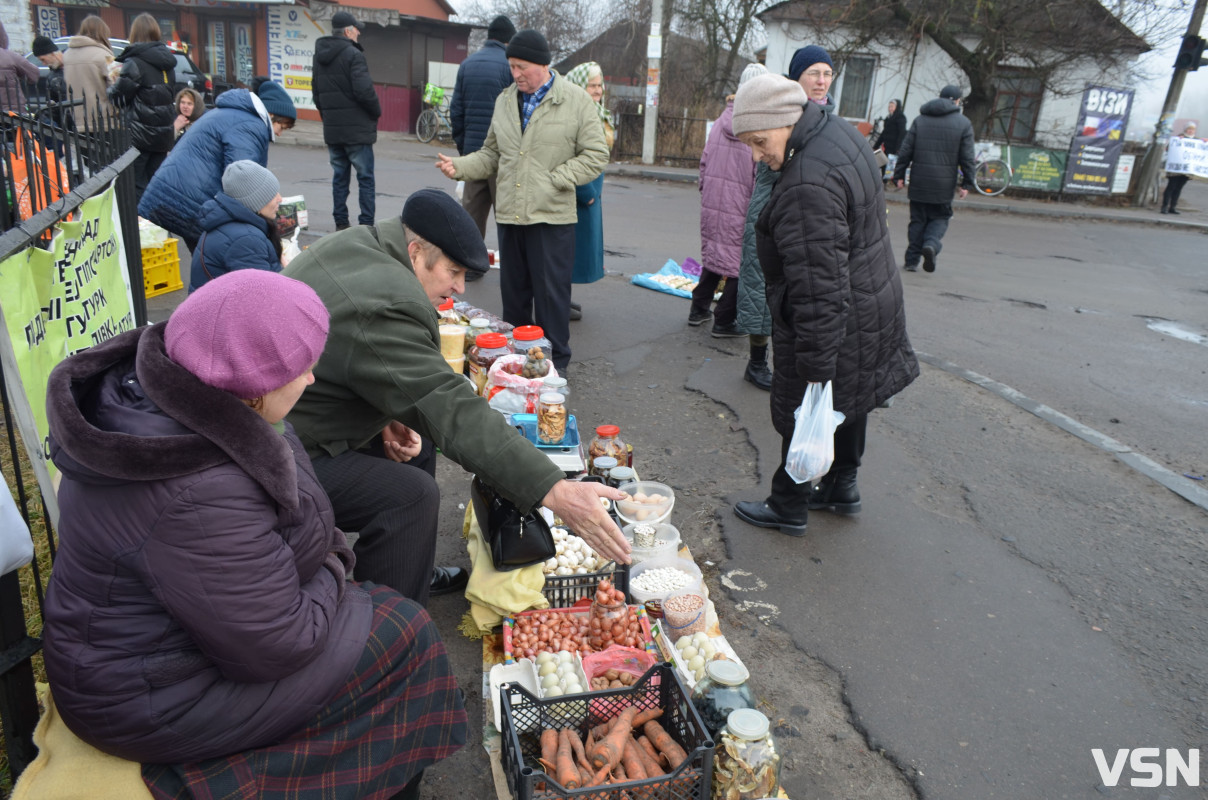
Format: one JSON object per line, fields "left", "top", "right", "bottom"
{"left": 285, "top": 189, "right": 630, "bottom": 607}
{"left": 436, "top": 28, "right": 609, "bottom": 374}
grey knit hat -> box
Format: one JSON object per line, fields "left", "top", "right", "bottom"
{"left": 738, "top": 62, "right": 768, "bottom": 89}
{"left": 732, "top": 74, "right": 807, "bottom": 136}
{"left": 222, "top": 160, "right": 280, "bottom": 214}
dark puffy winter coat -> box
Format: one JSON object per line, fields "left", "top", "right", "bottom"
{"left": 756, "top": 101, "right": 919, "bottom": 436}
{"left": 43, "top": 323, "right": 372, "bottom": 763}
{"left": 450, "top": 39, "right": 512, "bottom": 155}
{"left": 190, "top": 192, "right": 281, "bottom": 292}
{"left": 893, "top": 97, "right": 975, "bottom": 204}
{"left": 874, "top": 108, "right": 907, "bottom": 155}
{"left": 312, "top": 36, "right": 380, "bottom": 146}
{"left": 109, "top": 41, "right": 177, "bottom": 153}
{"left": 139, "top": 89, "right": 272, "bottom": 244}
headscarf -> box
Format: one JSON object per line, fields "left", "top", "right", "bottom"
{"left": 565, "top": 61, "right": 614, "bottom": 128}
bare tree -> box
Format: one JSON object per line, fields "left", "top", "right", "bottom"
{"left": 768, "top": 0, "right": 1181, "bottom": 137}
{"left": 455, "top": 0, "right": 620, "bottom": 62}
{"left": 675, "top": 0, "right": 775, "bottom": 106}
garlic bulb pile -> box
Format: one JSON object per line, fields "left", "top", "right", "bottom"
{"left": 542, "top": 526, "right": 604, "bottom": 576}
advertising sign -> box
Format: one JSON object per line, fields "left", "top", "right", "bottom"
{"left": 1063, "top": 85, "right": 1134, "bottom": 195}
{"left": 1163, "top": 136, "right": 1208, "bottom": 179}
{"left": 1008, "top": 147, "right": 1067, "bottom": 192}
{"left": 267, "top": 7, "right": 324, "bottom": 112}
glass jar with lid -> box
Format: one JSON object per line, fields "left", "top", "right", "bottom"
{"left": 690, "top": 659, "right": 755, "bottom": 739}
{"left": 605, "top": 465, "right": 635, "bottom": 489}
{"left": 541, "top": 375, "right": 569, "bottom": 402}
{"left": 514, "top": 325, "right": 553, "bottom": 378}
{"left": 467, "top": 332, "right": 511, "bottom": 396}
{"left": 464, "top": 317, "right": 491, "bottom": 353}
{"left": 437, "top": 298, "right": 462, "bottom": 325}
{"left": 589, "top": 455, "right": 618, "bottom": 479}
{"left": 711, "top": 709, "right": 781, "bottom": 800}
{"left": 588, "top": 425, "right": 627, "bottom": 473}
{"left": 536, "top": 392, "right": 568, "bottom": 444}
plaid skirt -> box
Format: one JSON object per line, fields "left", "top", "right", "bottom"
{"left": 142, "top": 585, "right": 467, "bottom": 799}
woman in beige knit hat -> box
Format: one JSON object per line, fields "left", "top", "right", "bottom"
{"left": 729, "top": 73, "right": 919, "bottom": 538}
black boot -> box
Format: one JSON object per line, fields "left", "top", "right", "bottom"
{"left": 734, "top": 500, "right": 807, "bottom": 537}
{"left": 808, "top": 470, "right": 861, "bottom": 514}
{"left": 744, "top": 344, "right": 772, "bottom": 390}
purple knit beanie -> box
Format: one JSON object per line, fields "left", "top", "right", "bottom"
{"left": 165, "top": 270, "right": 329, "bottom": 399}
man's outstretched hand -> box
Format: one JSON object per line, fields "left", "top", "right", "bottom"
{"left": 541, "top": 480, "right": 631, "bottom": 565}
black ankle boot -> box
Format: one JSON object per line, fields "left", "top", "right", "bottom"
{"left": 808, "top": 471, "right": 861, "bottom": 514}
{"left": 745, "top": 344, "right": 772, "bottom": 390}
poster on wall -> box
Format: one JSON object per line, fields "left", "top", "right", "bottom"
{"left": 267, "top": 6, "right": 324, "bottom": 112}
{"left": 37, "top": 7, "right": 64, "bottom": 39}
{"left": 0, "top": 185, "right": 134, "bottom": 515}
{"left": 1063, "top": 85, "right": 1134, "bottom": 195}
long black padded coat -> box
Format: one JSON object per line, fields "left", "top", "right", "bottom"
{"left": 892, "top": 97, "right": 975, "bottom": 204}
{"left": 109, "top": 41, "right": 177, "bottom": 153}
{"left": 756, "top": 101, "right": 919, "bottom": 437}
{"left": 311, "top": 36, "right": 381, "bottom": 146}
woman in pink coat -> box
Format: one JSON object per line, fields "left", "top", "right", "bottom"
{"left": 689, "top": 81, "right": 757, "bottom": 338}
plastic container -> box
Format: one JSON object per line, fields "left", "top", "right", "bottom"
{"left": 438, "top": 324, "right": 466, "bottom": 360}
{"left": 536, "top": 392, "right": 567, "bottom": 444}
{"left": 467, "top": 332, "right": 511, "bottom": 396}
{"left": 713, "top": 708, "right": 782, "bottom": 800}
{"left": 627, "top": 555, "right": 703, "bottom": 605}
{"left": 662, "top": 588, "right": 708, "bottom": 639}
{"left": 499, "top": 663, "right": 715, "bottom": 800}
{"left": 437, "top": 297, "right": 462, "bottom": 325}
{"left": 621, "top": 521, "right": 681, "bottom": 563}
{"left": 587, "top": 425, "right": 627, "bottom": 473}
{"left": 488, "top": 658, "right": 540, "bottom": 732}
{"left": 614, "top": 480, "right": 675, "bottom": 526}
{"left": 443, "top": 355, "right": 465, "bottom": 375}
{"left": 691, "top": 660, "right": 756, "bottom": 739}
{"left": 512, "top": 325, "right": 552, "bottom": 365}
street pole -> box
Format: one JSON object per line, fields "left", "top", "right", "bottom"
{"left": 641, "top": 0, "right": 664, "bottom": 164}
{"left": 1131, "top": 0, "right": 1207, "bottom": 207}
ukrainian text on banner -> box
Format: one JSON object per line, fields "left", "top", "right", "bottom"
{"left": 1063, "top": 85, "right": 1135, "bottom": 195}
{"left": 1163, "top": 136, "right": 1208, "bottom": 179}
{"left": 0, "top": 184, "right": 134, "bottom": 502}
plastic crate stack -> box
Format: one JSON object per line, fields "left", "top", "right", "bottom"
{"left": 142, "top": 238, "right": 182, "bottom": 298}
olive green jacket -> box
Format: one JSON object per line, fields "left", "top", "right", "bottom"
{"left": 284, "top": 219, "right": 564, "bottom": 511}
{"left": 450, "top": 72, "right": 609, "bottom": 226}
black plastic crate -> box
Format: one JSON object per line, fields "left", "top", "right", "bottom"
{"left": 542, "top": 561, "right": 630, "bottom": 609}
{"left": 499, "top": 662, "right": 714, "bottom": 800}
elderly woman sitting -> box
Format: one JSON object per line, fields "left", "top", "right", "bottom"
{"left": 43, "top": 270, "right": 466, "bottom": 799}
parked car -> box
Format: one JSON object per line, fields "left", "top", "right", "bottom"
{"left": 24, "top": 37, "right": 221, "bottom": 108}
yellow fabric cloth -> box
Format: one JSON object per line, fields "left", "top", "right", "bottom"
{"left": 459, "top": 502, "right": 548, "bottom": 637}
{"left": 11, "top": 684, "right": 152, "bottom": 800}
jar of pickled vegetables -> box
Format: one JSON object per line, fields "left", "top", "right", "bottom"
{"left": 711, "top": 709, "right": 781, "bottom": 800}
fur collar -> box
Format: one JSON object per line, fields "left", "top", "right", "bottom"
{"left": 46, "top": 324, "right": 299, "bottom": 509}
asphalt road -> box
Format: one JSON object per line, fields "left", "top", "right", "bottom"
{"left": 148, "top": 139, "right": 1208, "bottom": 799}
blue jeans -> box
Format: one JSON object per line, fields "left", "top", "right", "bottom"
{"left": 329, "top": 143, "right": 376, "bottom": 226}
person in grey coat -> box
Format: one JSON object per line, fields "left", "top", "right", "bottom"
{"left": 730, "top": 74, "right": 918, "bottom": 537}
{"left": 892, "top": 85, "right": 975, "bottom": 273}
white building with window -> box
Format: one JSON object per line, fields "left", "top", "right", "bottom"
{"left": 758, "top": 1, "right": 1148, "bottom": 149}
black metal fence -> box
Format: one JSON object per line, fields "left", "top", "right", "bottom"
{"left": 0, "top": 87, "right": 142, "bottom": 785}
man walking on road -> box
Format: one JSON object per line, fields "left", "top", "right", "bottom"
{"left": 450, "top": 15, "right": 515, "bottom": 248}
{"left": 313, "top": 10, "right": 381, "bottom": 229}
{"left": 435, "top": 29, "right": 609, "bottom": 374}
{"left": 892, "top": 85, "right": 975, "bottom": 273}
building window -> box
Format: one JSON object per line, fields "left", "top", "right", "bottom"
{"left": 987, "top": 70, "right": 1043, "bottom": 142}
{"left": 837, "top": 54, "right": 876, "bottom": 119}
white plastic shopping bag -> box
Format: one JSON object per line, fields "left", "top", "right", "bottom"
{"left": 785, "top": 381, "right": 845, "bottom": 484}
{"left": 1, "top": 480, "right": 34, "bottom": 575}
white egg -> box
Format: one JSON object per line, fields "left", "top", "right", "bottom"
{"left": 679, "top": 645, "right": 698, "bottom": 660}
{"left": 536, "top": 652, "right": 555, "bottom": 665}
{"left": 691, "top": 632, "right": 709, "bottom": 647}
{"left": 687, "top": 655, "right": 705, "bottom": 671}
{"left": 693, "top": 666, "right": 706, "bottom": 681}
{"left": 675, "top": 636, "right": 692, "bottom": 650}
{"left": 539, "top": 661, "right": 558, "bottom": 677}
{"left": 544, "top": 686, "right": 563, "bottom": 697}
{"left": 541, "top": 673, "right": 560, "bottom": 689}
{"left": 701, "top": 642, "right": 718, "bottom": 659}
{"left": 563, "top": 679, "right": 582, "bottom": 694}
{"left": 557, "top": 650, "right": 573, "bottom": 664}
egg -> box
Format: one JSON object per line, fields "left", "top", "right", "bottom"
{"left": 691, "top": 632, "right": 709, "bottom": 647}
{"left": 544, "top": 686, "right": 564, "bottom": 697}
{"left": 536, "top": 652, "right": 555, "bottom": 665}
{"left": 680, "top": 645, "right": 698, "bottom": 660}
{"left": 539, "top": 662, "right": 558, "bottom": 677}
{"left": 701, "top": 642, "right": 718, "bottom": 659}
{"left": 675, "top": 635, "right": 692, "bottom": 650}
{"left": 563, "top": 679, "right": 582, "bottom": 693}
{"left": 687, "top": 655, "right": 705, "bottom": 671}
{"left": 541, "top": 674, "right": 560, "bottom": 689}
{"left": 557, "top": 650, "right": 573, "bottom": 663}
{"left": 693, "top": 666, "right": 706, "bottom": 681}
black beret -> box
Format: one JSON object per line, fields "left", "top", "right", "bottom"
{"left": 401, "top": 189, "right": 489, "bottom": 274}
{"left": 506, "top": 29, "right": 551, "bottom": 66}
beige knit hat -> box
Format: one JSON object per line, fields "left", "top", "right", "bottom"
{"left": 732, "top": 74, "right": 807, "bottom": 136}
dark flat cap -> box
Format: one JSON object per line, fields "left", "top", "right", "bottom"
{"left": 332, "top": 11, "right": 363, "bottom": 31}
{"left": 506, "top": 29, "right": 551, "bottom": 66}
{"left": 401, "top": 189, "right": 489, "bottom": 274}
{"left": 940, "top": 84, "right": 964, "bottom": 100}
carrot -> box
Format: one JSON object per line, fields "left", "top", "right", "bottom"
{"left": 540, "top": 728, "right": 559, "bottom": 770}
{"left": 566, "top": 726, "right": 591, "bottom": 772}
{"left": 613, "top": 761, "right": 627, "bottom": 782}
{"left": 586, "top": 763, "right": 612, "bottom": 787}
{"left": 631, "top": 734, "right": 665, "bottom": 776}
{"left": 556, "top": 728, "right": 580, "bottom": 788}
{"left": 591, "top": 706, "right": 640, "bottom": 769}
{"left": 620, "top": 736, "right": 648, "bottom": 781}
{"left": 637, "top": 734, "right": 666, "bottom": 769}
{"left": 642, "top": 720, "right": 688, "bottom": 769}
{"left": 632, "top": 707, "right": 663, "bottom": 727}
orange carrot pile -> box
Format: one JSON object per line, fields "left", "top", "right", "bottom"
{"left": 534, "top": 705, "right": 689, "bottom": 790}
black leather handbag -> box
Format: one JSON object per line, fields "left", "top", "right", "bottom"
{"left": 470, "top": 476, "right": 557, "bottom": 571}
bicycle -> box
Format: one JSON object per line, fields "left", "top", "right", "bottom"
{"left": 416, "top": 82, "right": 452, "bottom": 144}
{"left": 972, "top": 144, "right": 1012, "bottom": 196}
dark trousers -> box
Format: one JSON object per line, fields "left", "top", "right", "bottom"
{"left": 690, "top": 267, "right": 739, "bottom": 325}
{"left": 461, "top": 176, "right": 497, "bottom": 239}
{"left": 329, "top": 143, "right": 376, "bottom": 226}
{"left": 770, "top": 412, "right": 867, "bottom": 521}
{"left": 904, "top": 201, "right": 952, "bottom": 266}
{"left": 497, "top": 222, "right": 576, "bottom": 372}
{"left": 310, "top": 435, "right": 440, "bottom": 607}
{"left": 133, "top": 150, "right": 166, "bottom": 206}
{"left": 1163, "top": 174, "right": 1190, "bottom": 210}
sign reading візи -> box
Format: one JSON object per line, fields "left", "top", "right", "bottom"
{"left": 0, "top": 185, "right": 133, "bottom": 505}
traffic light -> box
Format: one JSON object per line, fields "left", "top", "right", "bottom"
{"left": 1174, "top": 34, "right": 1207, "bottom": 71}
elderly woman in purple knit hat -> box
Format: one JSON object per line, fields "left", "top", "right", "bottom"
{"left": 43, "top": 270, "right": 465, "bottom": 799}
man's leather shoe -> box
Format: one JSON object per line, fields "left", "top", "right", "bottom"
{"left": 921, "top": 245, "right": 937, "bottom": 273}
{"left": 430, "top": 566, "right": 468, "bottom": 596}
{"left": 808, "top": 473, "right": 862, "bottom": 514}
{"left": 734, "top": 500, "right": 807, "bottom": 537}
{"left": 711, "top": 322, "right": 745, "bottom": 338}
{"left": 569, "top": 301, "right": 582, "bottom": 321}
